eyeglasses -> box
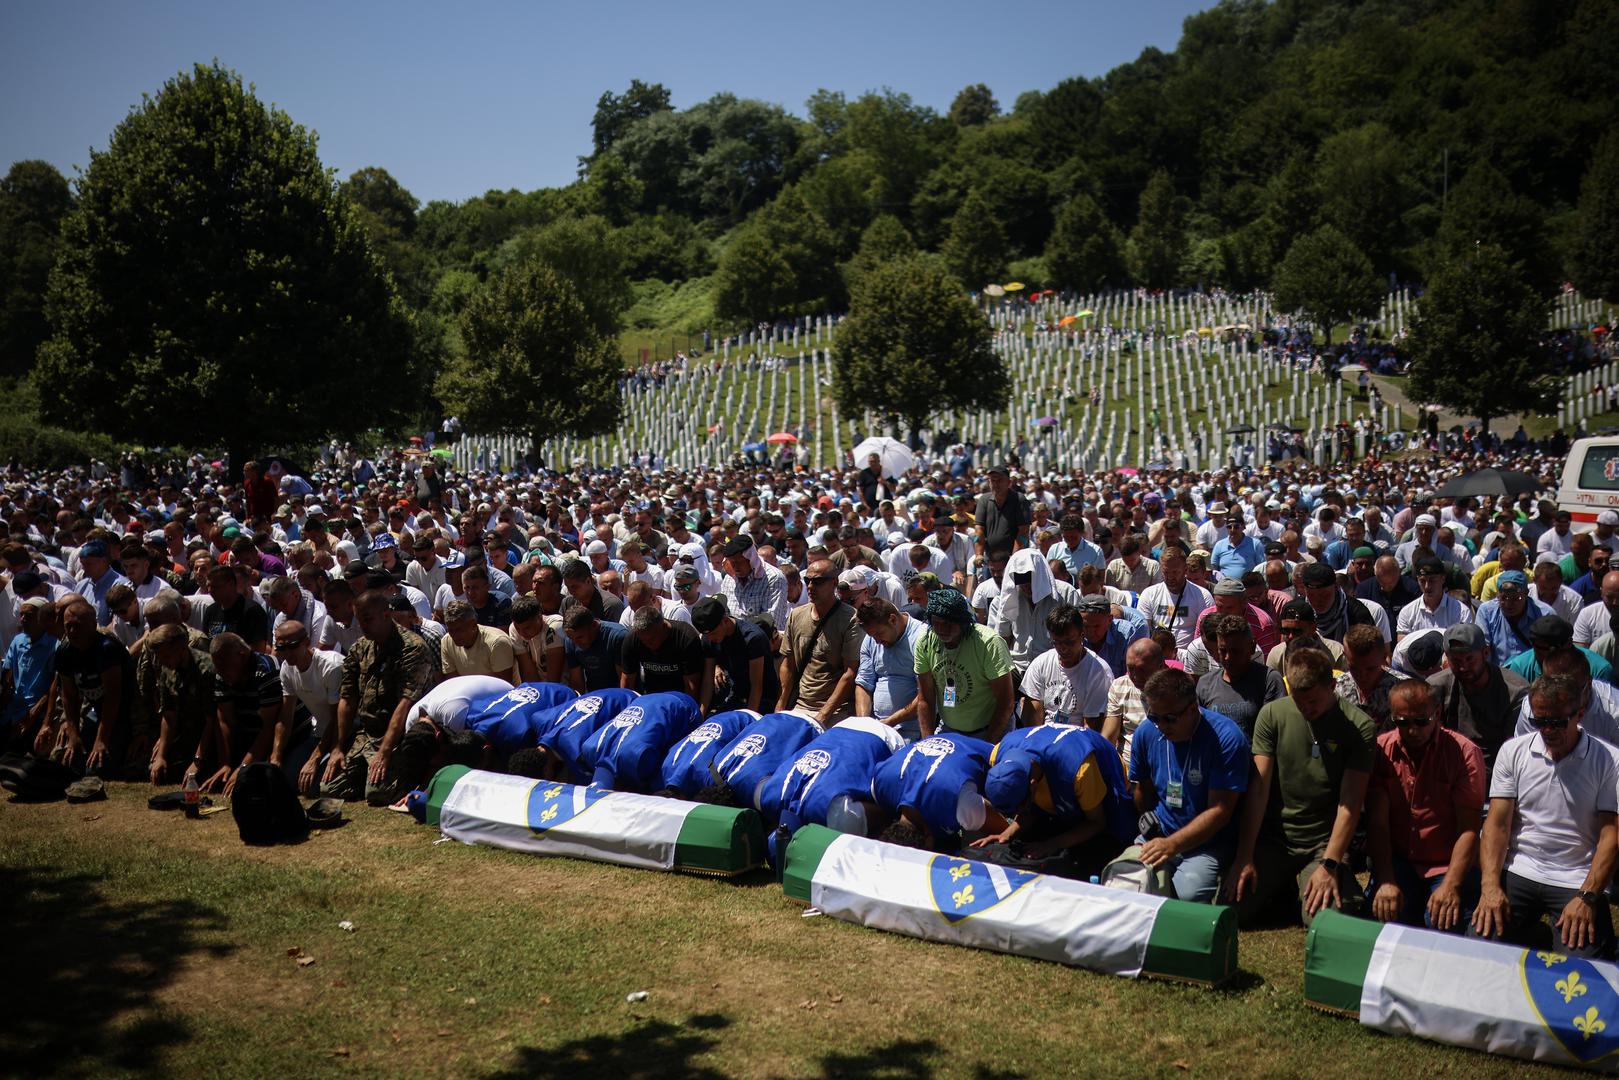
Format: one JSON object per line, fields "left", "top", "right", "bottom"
{"left": 1532, "top": 713, "right": 1574, "bottom": 731}
{"left": 1278, "top": 625, "right": 1307, "bottom": 637}
{"left": 272, "top": 637, "right": 306, "bottom": 652}
{"left": 1392, "top": 713, "right": 1433, "bottom": 728}
{"left": 674, "top": 581, "right": 696, "bottom": 591}
{"left": 1147, "top": 712, "right": 1181, "bottom": 727}
{"left": 804, "top": 575, "right": 833, "bottom": 586}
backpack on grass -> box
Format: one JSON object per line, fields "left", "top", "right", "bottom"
{"left": 231, "top": 763, "right": 309, "bottom": 845}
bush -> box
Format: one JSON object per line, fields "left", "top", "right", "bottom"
{"left": 0, "top": 413, "right": 123, "bottom": 468}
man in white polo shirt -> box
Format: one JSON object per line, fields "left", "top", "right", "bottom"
{"left": 1474, "top": 674, "right": 1618, "bottom": 958}
{"left": 1397, "top": 557, "right": 1472, "bottom": 641}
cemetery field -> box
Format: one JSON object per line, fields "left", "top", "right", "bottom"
{"left": 0, "top": 786, "right": 1572, "bottom": 1079}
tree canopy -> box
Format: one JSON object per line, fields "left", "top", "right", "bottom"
{"left": 1271, "top": 225, "right": 1383, "bottom": 344}
{"left": 33, "top": 63, "right": 417, "bottom": 464}
{"left": 1406, "top": 244, "right": 1557, "bottom": 431}
{"left": 0, "top": 160, "right": 72, "bottom": 379}
{"left": 832, "top": 255, "right": 1007, "bottom": 440}
{"left": 436, "top": 259, "right": 621, "bottom": 442}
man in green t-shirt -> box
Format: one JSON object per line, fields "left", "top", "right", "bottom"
{"left": 1229, "top": 647, "right": 1374, "bottom": 928}
{"left": 914, "top": 587, "right": 1014, "bottom": 742}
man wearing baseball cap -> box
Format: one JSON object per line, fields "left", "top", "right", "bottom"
{"left": 1505, "top": 614, "right": 1617, "bottom": 687}
{"left": 1430, "top": 622, "right": 1528, "bottom": 770}
{"left": 1474, "top": 570, "right": 1553, "bottom": 668}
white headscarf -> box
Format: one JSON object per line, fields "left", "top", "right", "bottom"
{"left": 1002, "top": 547, "right": 1055, "bottom": 622}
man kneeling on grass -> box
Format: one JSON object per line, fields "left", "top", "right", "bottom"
{"left": 1227, "top": 648, "right": 1373, "bottom": 928}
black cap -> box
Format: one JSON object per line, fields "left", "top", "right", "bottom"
{"left": 1300, "top": 562, "right": 1337, "bottom": 588}
{"left": 1529, "top": 615, "right": 1574, "bottom": 648}
{"left": 690, "top": 595, "right": 728, "bottom": 633}
{"left": 12, "top": 570, "right": 42, "bottom": 594}
{"left": 1280, "top": 598, "right": 1316, "bottom": 623}
{"left": 384, "top": 593, "right": 413, "bottom": 613}
{"left": 722, "top": 535, "right": 754, "bottom": 558}
{"left": 1406, "top": 630, "right": 1445, "bottom": 672}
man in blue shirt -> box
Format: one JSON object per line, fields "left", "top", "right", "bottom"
{"left": 562, "top": 607, "right": 628, "bottom": 692}
{"left": 1209, "top": 512, "right": 1266, "bottom": 582}
{"left": 74, "top": 539, "right": 130, "bottom": 625}
{"left": 1505, "top": 615, "right": 1616, "bottom": 686}
{"left": 1474, "top": 571, "right": 1552, "bottom": 668}
{"left": 1131, "top": 668, "right": 1250, "bottom": 902}
{"left": 1047, "top": 514, "right": 1106, "bottom": 579}
{"left": 854, "top": 598, "right": 928, "bottom": 741}
{"left": 2, "top": 597, "right": 57, "bottom": 733}
{"left": 1076, "top": 593, "right": 1144, "bottom": 678}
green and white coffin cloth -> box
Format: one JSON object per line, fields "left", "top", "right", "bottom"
{"left": 782, "top": 825, "right": 1235, "bottom": 984}
{"left": 1306, "top": 909, "right": 1619, "bottom": 1072}
{"left": 424, "top": 765, "right": 764, "bottom": 876}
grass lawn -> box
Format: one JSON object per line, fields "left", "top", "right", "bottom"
{"left": 1, "top": 786, "right": 1577, "bottom": 1080}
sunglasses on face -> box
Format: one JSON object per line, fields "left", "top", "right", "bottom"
{"left": 1532, "top": 713, "right": 1574, "bottom": 731}
{"left": 674, "top": 581, "right": 695, "bottom": 591}
{"left": 1279, "top": 625, "right": 1308, "bottom": 637}
{"left": 804, "top": 576, "right": 833, "bottom": 586}
{"left": 273, "top": 637, "right": 306, "bottom": 652}
{"left": 1147, "top": 712, "right": 1181, "bottom": 727}
{"left": 1392, "top": 713, "right": 1432, "bottom": 728}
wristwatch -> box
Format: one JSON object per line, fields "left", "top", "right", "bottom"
{"left": 1580, "top": 890, "right": 1602, "bottom": 907}
{"left": 1320, "top": 857, "right": 1342, "bottom": 874}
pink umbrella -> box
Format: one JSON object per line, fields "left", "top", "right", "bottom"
{"left": 766, "top": 432, "right": 798, "bottom": 444}
{"left": 1115, "top": 466, "right": 1139, "bottom": 477}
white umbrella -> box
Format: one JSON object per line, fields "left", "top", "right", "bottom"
{"left": 851, "top": 435, "right": 914, "bottom": 479}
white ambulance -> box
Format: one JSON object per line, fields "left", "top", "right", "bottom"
{"left": 1557, "top": 436, "right": 1619, "bottom": 526}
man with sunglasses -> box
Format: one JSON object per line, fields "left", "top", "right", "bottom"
{"left": 273, "top": 618, "right": 344, "bottom": 794}
{"left": 778, "top": 560, "right": 860, "bottom": 726}
{"left": 1129, "top": 669, "right": 1250, "bottom": 902}
{"left": 1364, "top": 680, "right": 1486, "bottom": 931}
{"left": 1265, "top": 599, "right": 1346, "bottom": 673}
{"left": 1474, "top": 675, "right": 1618, "bottom": 959}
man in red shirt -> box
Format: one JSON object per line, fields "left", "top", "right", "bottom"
{"left": 1364, "top": 678, "right": 1486, "bottom": 931}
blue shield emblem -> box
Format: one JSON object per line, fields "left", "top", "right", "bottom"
{"left": 1522, "top": 949, "right": 1619, "bottom": 1065}
{"left": 928, "top": 855, "right": 1038, "bottom": 925}
{"left": 526, "top": 781, "right": 609, "bottom": 835}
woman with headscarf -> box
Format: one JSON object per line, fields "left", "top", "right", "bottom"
{"left": 993, "top": 547, "right": 1082, "bottom": 676}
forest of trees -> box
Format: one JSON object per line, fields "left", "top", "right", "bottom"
{"left": 1, "top": 0, "right": 1616, "bottom": 451}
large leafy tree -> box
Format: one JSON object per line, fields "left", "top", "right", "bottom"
{"left": 1570, "top": 129, "right": 1619, "bottom": 301}
{"left": 1125, "top": 170, "right": 1187, "bottom": 289}
{"left": 34, "top": 64, "right": 417, "bottom": 466}
{"left": 494, "top": 214, "right": 631, "bottom": 337}
{"left": 832, "top": 254, "right": 1007, "bottom": 442}
{"left": 435, "top": 260, "right": 620, "bottom": 442}
{"left": 711, "top": 188, "right": 842, "bottom": 324}
{"left": 842, "top": 214, "right": 916, "bottom": 295}
{"left": 1045, "top": 193, "right": 1125, "bottom": 293}
{"left": 940, "top": 190, "right": 1008, "bottom": 290}
{"left": 0, "top": 160, "right": 73, "bottom": 378}
{"left": 341, "top": 166, "right": 432, "bottom": 306}
{"left": 948, "top": 84, "right": 999, "bottom": 127}
{"left": 1407, "top": 243, "right": 1556, "bottom": 432}
{"left": 591, "top": 79, "right": 672, "bottom": 157}
{"left": 1271, "top": 226, "right": 1383, "bottom": 344}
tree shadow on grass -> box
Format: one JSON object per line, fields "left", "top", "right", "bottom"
{"left": 484, "top": 1012, "right": 731, "bottom": 1080}
{"left": 0, "top": 865, "right": 233, "bottom": 1077}
{"left": 819, "top": 1038, "right": 1027, "bottom": 1080}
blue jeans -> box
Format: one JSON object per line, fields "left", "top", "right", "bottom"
{"left": 1162, "top": 850, "right": 1225, "bottom": 903}
{"left": 1366, "top": 855, "right": 1480, "bottom": 931}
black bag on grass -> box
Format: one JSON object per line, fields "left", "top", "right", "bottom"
{"left": 231, "top": 763, "right": 309, "bottom": 845}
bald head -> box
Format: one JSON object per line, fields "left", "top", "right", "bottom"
{"left": 1124, "top": 637, "right": 1166, "bottom": 688}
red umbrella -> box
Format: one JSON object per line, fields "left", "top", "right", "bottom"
{"left": 409, "top": 435, "right": 424, "bottom": 444}
{"left": 767, "top": 432, "right": 798, "bottom": 444}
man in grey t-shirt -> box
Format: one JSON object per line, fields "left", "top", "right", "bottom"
{"left": 1196, "top": 615, "right": 1284, "bottom": 740}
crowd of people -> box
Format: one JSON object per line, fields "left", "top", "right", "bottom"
{"left": 3, "top": 436, "right": 1617, "bottom": 956}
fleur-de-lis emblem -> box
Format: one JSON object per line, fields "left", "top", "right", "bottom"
{"left": 951, "top": 884, "right": 975, "bottom": 909}
{"left": 540, "top": 805, "right": 558, "bottom": 823}
{"left": 1538, "top": 950, "right": 1567, "bottom": 968}
{"left": 1575, "top": 1007, "right": 1607, "bottom": 1040}
{"left": 1559, "top": 971, "right": 1590, "bottom": 1004}
{"left": 544, "top": 785, "right": 563, "bottom": 800}
{"left": 949, "top": 863, "right": 972, "bottom": 882}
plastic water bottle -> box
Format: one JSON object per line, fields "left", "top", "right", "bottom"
{"left": 182, "top": 772, "right": 201, "bottom": 818}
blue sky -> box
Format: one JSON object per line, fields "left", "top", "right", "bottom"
{"left": 1, "top": 0, "right": 1212, "bottom": 205}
